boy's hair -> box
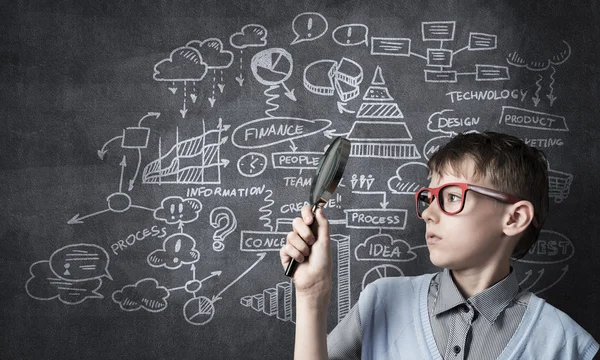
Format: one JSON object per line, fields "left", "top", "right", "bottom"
{"left": 427, "top": 131, "right": 549, "bottom": 259}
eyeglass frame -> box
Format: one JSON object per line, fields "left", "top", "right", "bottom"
{"left": 414, "top": 182, "right": 540, "bottom": 229}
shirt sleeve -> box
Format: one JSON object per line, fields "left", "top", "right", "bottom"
{"left": 327, "top": 302, "right": 362, "bottom": 360}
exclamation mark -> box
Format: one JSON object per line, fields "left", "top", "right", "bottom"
{"left": 307, "top": 18, "right": 313, "bottom": 38}
{"left": 347, "top": 27, "right": 352, "bottom": 44}
{"left": 174, "top": 238, "right": 182, "bottom": 264}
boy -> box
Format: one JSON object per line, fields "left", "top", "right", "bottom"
{"left": 280, "top": 132, "right": 598, "bottom": 359}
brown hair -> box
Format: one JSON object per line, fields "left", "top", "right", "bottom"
{"left": 427, "top": 131, "right": 549, "bottom": 259}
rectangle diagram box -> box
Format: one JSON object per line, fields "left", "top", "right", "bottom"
{"left": 499, "top": 106, "right": 568, "bottom": 131}
{"left": 121, "top": 127, "right": 151, "bottom": 149}
{"left": 427, "top": 49, "right": 453, "bottom": 67}
{"left": 424, "top": 70, "right": 457, "bottom": 83}
{"left": 476, "top": 65, "right": 509, "bottom": 81}
{"left": 468, "top": 33, "right": 497, "bottom": 50}
{"left": 240, "top": 231, "right": 288, "bottom": 252}
{"left": 272, "top": 151, "right": 322, "bottom": 170}
{"left": 422, "top": 21, "right": 455, "bottom": 41}
{"left": 344, "top": 209, "right": 407, "bottom": 230}
{"left": 371, "top": 37, "right": 411, "bottom": 56}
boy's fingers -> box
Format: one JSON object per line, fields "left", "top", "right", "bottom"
{"left": 281, "top": 243, "right": 305, "bottom": 264}
{"left": 287, "top": 231, "right": 311, "bottom": 257}
{"left": 301, "top": 205, "right": 314, "bottom": 225}
{"left": 292, "top": 217, "right": 315, "bottom": 245}
{"left": 313, "top": 208, "right": 330, "bottom": 249}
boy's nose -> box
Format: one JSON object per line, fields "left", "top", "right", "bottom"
{"left": 421, "top": 196, "right": 440, "bottom": 223}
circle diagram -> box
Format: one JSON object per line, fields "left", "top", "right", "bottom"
{"left": 251, "top": 48, "right": 293, "bottom": 86}
{"left": 361, "top": 264, "right": 404, "bottom": 290}
{"left": 183, "top": 296, "right": 215, "bottom": 325}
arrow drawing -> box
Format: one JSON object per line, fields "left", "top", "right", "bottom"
{"left": 337, "top": 101, "right": 355, "bottom": 114}
{"left": 97, "top": 135, "right": 123, "bottom": 160}
{"left": 128, "top": 148, "right": 142, "bottom": 191}
{"left": 281, "top": 82, "right": 296, "bottom": 101}
{"left": 353, "top": 190, "right": 389, "bottom": 208}
{"left": 138, "top": 112, "right": 161, "bottom": 127}
{"left": 211, "top": 252, "right": 266, "bottom": 302}
{"left": 118, "top": 156, "right": 127, "bottom": 193}
{"left": 67, "top": 209, "right": 111, "bottom": 224}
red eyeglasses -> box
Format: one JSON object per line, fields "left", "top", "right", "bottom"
{"left": 414, "top": 182, "right": 540, "bottom": 228}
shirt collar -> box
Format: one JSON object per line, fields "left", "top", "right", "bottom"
{"left": 432, "top": 268, "right": 520, "bottom": 324}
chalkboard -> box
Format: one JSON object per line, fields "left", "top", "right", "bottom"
{"left": 2, "top": 1, "right": 600, "bottom": 359}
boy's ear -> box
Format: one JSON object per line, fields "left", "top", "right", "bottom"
{"left": 503, "top": 200, "right": 535, "bottom": 237}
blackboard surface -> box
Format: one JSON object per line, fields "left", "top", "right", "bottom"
{"left": 2, "top": 1, "right": 600, "bottom": 359}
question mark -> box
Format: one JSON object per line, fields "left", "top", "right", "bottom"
{"left": 209, "top": 207, "right": 237, "bottom": 252}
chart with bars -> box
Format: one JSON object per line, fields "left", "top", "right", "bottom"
{"left": 143, "top": 125, "right": 227, "bottom": 185}
{"left": 241, "top": 234, "right": 352, "bottom": 324}
{"left": 241, "top": 280, "right": 296, "bottom": 323}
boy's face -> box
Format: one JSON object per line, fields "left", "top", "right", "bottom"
{"left": 422, "top": 158, "right": 509, "bottom": 270}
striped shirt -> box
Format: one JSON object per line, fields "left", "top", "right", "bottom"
{"left": 327, "top": 268, "right": 530, "bottom": 359}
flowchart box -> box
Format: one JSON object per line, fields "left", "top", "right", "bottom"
{"left": 468, "top": 33, "right": 497, "bottom": 50}
{"left": 371, "top": 37, "right": 411, "bottom": 56}
{"left": 422, "top": 21, "right": 455, "bottom": 41}
{"left": 427, "top": 49, "right": 453, "bottom": 67}
{"left": 344, "top": 209, "right": 407, "bottom": 230}
{"left": 424, "top": 70, "right": 457, "bottom": 83}
{"left": 476, "top": 65, "right": 510, "bottom": 81}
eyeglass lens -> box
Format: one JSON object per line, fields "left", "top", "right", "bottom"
{"left": 417, "top": 185, "right": 464, "bottom": 216}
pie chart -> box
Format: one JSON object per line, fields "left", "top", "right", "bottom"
{"left": 183, "top": 296, "right": 215, "bottom": 325}
{"left": 251, "top": 48, "right": 293, "bottom": 86}
{"left": 361, "top": 264, "right": 404, "bottom": 290}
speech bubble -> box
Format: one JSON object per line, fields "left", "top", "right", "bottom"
{"left": 26, "top": 261, "right": 104, "bottom": 305}
{"left": 49, "top": 243, "right": 112, "bottom": 282}
{"left": 291, "top": 12, "right": 328, "bottom": 45}
{"left": 332, "top": 24, "right": 368, "bottom": 47}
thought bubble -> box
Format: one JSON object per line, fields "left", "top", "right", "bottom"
{"left": 230, "top": 24, "right": 268, "bottom": 49}
{"left": 355, "top": 234, "right": 416, "bottom": 262}
{"left": 506, "top": 40, "right": 571, "bottom": 71}
{"left": 112, "top": 278, "right": 169, "bottom": 312}
{"left": 26, "top": 261, "right": 104, "bottom": 305}
{"left": 332, "top": 24, "right": 368, "bottom": 47}
{"left": 147, "top": 233, "right": 200, "bottom": 269}
{"left": 154, "top": 196, "right": 202, "bottom": 225}
{"left": 187, "top": 38, "right": 234, "bottom": 69}
{"left": 388, "top": 162, "right": 429, "bottom": 195}
{"left": 49, "top": 244, "right": 112, "bottom": 282}
{"left": 291, "top": 12, "right": 328, "bottom": 45}
{"left": 153, "top": 46, "right": 208, "bottom": 82}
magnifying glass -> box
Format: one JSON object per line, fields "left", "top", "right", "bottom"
{"left": 284, "top": 136, "right": 351, "bottom": 277}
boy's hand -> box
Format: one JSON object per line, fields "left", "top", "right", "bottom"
{"left": 280, "top": 205, "right": 332, "bottom": 305}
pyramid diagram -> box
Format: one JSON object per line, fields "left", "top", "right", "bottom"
{"left": 347, "top": 67, "right": 421, "bottom": 160}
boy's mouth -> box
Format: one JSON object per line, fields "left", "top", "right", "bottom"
{"left": 426, "top": 232, "right": 442, "bottom": 244}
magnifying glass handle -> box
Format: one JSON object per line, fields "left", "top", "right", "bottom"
{"left": 284, "top": 205, "right": 320, "bottom": 277}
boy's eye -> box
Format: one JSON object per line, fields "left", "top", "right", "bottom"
{"left": 446, "top": 193, "right": 461, "bottom": 202}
